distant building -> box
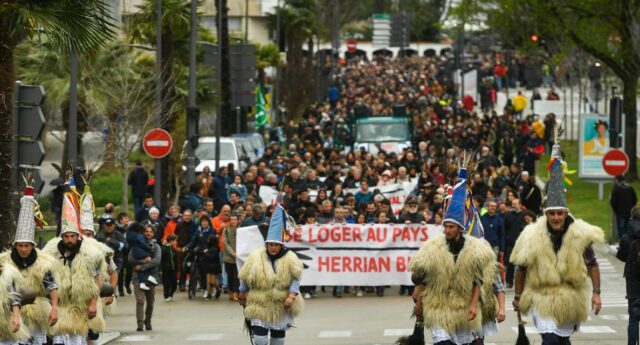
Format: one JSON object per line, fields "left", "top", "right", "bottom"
{"left": 116, "top": 0, "right": 277, "bottom": 45}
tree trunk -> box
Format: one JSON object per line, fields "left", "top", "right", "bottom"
{"left": 0, "top": 26, "right": 17, "bottom": 248}
{"left": 623, "top": 74, "right": 638, "bottom": 179}
{"left": 217, "top": 0, "right": 233, "bottom": 136}
{"left": 122, "top": 159, "right": 129, "bottom": 211}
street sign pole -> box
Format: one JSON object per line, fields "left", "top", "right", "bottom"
{"left": 154, "top": 0, "right": 163, "bottom": 207}
{"left": 186, "top": 0, "right": 198, "bottom": 187}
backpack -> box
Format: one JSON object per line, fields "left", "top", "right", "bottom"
{"left": 627, "top": 239, "right": 640, "bottom": 278}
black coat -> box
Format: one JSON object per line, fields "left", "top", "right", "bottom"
{"left": 128, "top": 166, "right": 149, "bottom": 198}
{"left": 611, "top": 181, "right": 638, "bottom": 218}
{"left": 503, "top": 210, "right": 527, "bottom": 247}
{"left": 161, "top": 244, "right": 179, "bottom": 271}
{"left": 617, "top": 218, "right": 640, "bottom": 298}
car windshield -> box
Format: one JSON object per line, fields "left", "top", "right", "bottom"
{"left": 194, "top": 142, "right": 237, "bottom": 160}
{"left": 356, "top": 122, "right": 409, "bottom": 142}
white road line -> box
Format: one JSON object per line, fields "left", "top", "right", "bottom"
{"left": 119, "top": 335, "right": 153, "bottom": 342}
{"left": 318, "top": 330, "right": 352, "bottom": 338}
{"left": 383, "top": 329, "right": 413, "bottom": 336}
{"left": 511, "top": 326, "right": 539, "bottom": 334}
{"left": 187, "top": 333, "right": 224, "bottom": 341}
{"left": 580, "top": 326, "right": 616, "bottom": 333}
{"left": 599, "top": 314, "right": 620, "bottom": 320}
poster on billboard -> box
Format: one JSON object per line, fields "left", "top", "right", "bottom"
{"left": 578, "top": 113, "right": 624, "bottom": 178}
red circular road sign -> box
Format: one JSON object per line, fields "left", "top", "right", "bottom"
{"left": 346, "top": 39, "right": 357, "bottom": 53}
{"left": 143, "top": 128, "right": 173, "bottom": 159}
{"left": 602, "top": 149, "right": 629, "bottom": 176}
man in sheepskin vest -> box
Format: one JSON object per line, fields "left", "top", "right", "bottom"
{"left": 43, "top": 178, "right": 105, "bottom": 345}
{"left": 78, "top": 182, "right": 118, "bottom": 344}
{"left": 510, "top": 137, "right": 604, "bottom": 345}
{"left": 238, "top": 205, "right": 303, "bottom": 345}
{"left": 410, "top": 166, "right": 498, "bottom": 345}
{"left": 0, "top": 263, "right": 28, "bottom": 345}
{"left": 0, "top": 182, "right": 59, "bottom": 345}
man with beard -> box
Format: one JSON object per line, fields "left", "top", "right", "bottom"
{"left": 410, "top": 167, "right": 499, "bottom": 344}
{"left": 44, "top": 179, "right": 105, "bottom": 345}
{"left": 511, "top": 138, "right": 603, "bottom": 345}
{"left": 0, "top": 182, "right": 59, "bottom": 345}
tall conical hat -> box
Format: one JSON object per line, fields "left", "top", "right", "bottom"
{"left": 60, "top": 177, "right": 81, "bottom": 236}
{"left": 14, "top": 183, "right": 37, "bottom": 245}
{"left": 80, "top": 185, "right": 96, "bottom": 233}
{"left": 544, "top": 126, "right": 568, "bottom": 212}
{"left": 442, "top": 167, "right": 467, "bottom": 229}
{"left": 266, "top": 204, "right": 290, "bottom": 244}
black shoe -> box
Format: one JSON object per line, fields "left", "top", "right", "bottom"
{"left": 119, "top": 290, "right": 125, "bottom": 297}
{"left": 223, "top": 288, "right": 228, "bottom": 294}
{"left": 399, "top": 287, "right": 406, "bottom": 295}
{"left": 137, "top": 324, "right": 143, "bottom": 332}
{"left": 144, "top": 320, "right": 152, "bottom": 331}
{"left": 126, "top": 286, "right": 132, "bottom": 295}
{"left": 215, "top": 289, "right": 222, "bottom": 299}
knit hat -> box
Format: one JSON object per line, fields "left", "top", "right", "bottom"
{"left": 442, "top": 167, "right": 467, "bottom": 229}
{"left": 79, "top": 185, "right": 95, "bottom": 233}
{"left": 266, "top": 204, "right": 289, "bottom": 244}
{"left": 60, "top": 177, "right": 81, "bottom": 236}
{"left": 14, "top": 185, "right": 37, "bottom": 245}
{"left": 544, "top": 128, "right": 568, "bottom": 212}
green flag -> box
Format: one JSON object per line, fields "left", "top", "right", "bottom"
{"left": 255, "top": 84, "right": 268, "bottom": 128}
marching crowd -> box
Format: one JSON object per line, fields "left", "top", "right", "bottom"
{"left": 0, "top": 52, "right": 622, "bottom": 345}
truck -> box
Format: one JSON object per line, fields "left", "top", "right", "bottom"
{"left": 334, "top": 107, "right": 414, "bottom": 155}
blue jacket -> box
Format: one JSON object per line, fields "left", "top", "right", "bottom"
{"left": 212, "top": 174, "right": 230, "bottom": 204}
{"left": 480, "top": 213, "right": 504, "bottom": 252}
{"left": 188, "top": 226, "right": 217, "bottom": 251}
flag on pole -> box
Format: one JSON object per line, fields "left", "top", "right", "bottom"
{"left": 255, "top": 84, "right": 268, "bottom": 128}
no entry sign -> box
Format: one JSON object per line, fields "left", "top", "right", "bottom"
{"left": 602, "top": 149, "right": 629, "bottom": 176}
{"left": 346, "top": 39, "right": 357, "bottom": 53}
{"left": 143, "top": 128, "right": 173, "bottom": 159}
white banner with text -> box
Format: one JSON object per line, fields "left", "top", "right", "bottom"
{"left": 236, "top": 223, "right": 443, "bottom": 285}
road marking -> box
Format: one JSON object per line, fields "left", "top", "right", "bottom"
{"left": 119, "top": 335, "right": 153, "bottom": 342}
{"left": 383, "top": 329, "right": 413, "bottom": 336}
{"left": 511, "top": 326, "right": 539, "bottom": 334}
{"left": 512, "top": 325, "right": 616, "bottom": 334}
{"left": 187, "top": 333, "right": 224, "bottom": 341}
{"left": 580, "top": 326, "right": 616, "bottom": 333}
{"left": 318, "top": 330, "right": 352, "bottom": 338}
{"left": 599, "top": 314, "right": 620, "bottom": 320}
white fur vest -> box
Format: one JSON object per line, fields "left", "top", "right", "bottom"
{"left": 410, "top": 235, "right": 497, "bottom": 333}
{"left": 0, "top": 264, "right": 30, "bottom": 341}
{"left": 510, "top": 216, "right": 604, "bottom": 325}
{"left": 0, "top": 249, "right": 58, "bottom": 335}
{"left": 43, "top": 237, "right": 106, "bottom": 335}
{"left": 238, "top": 248, "right": 304, "bottom": 324}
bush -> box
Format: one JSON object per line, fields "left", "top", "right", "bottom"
{"left": 90, "top": 168, "right": 130, "bottom": 208}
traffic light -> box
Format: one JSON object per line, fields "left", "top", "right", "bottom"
{"left": 530, "top": 34, "right": 539, "bottom": 42}
{"left": 390, "top": 12, "right": 410, "bottom": 48}
{"left": 609, "top": 96, "right": 623, "bottom": 148}
{"left": 187, "top": 106, "right": 199, "bottom": 150}
{"left": 13, "top": 83, "right": 46, "bottom": 193}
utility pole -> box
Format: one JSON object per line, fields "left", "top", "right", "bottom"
{"left": 273, "top": 0, "right": 282, "bottom": 126}
{"left": 186, "top": 0, "right": 199, "bottom": 186}
{"left": 154, "top": 0, "right": 163, "bottom": 205}
{"left": 215, "top": 0, "right": 223, "bottom": 173}
{"left": 245, "top": 0, "right": 249, "bottom": 42}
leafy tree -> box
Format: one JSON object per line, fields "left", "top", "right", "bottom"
{"left": 454, "top": 0, "right": 640, "bottom": 178}
{"left": 0, "top": 1, "right": 114, "bottom": 247}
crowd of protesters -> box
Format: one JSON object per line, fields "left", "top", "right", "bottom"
{"left": 86, "top": 51, "right": 566, "bottom": 313}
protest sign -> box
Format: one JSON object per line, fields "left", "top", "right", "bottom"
{"left": 236, "top": 223, "right": 443, "bottom": 285}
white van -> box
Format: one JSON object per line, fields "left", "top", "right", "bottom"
{"left": 184, "top": 137, "right": 252, "bottom": 173}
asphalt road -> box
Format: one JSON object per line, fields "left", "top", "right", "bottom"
{"left": 102, "top": 245, "right": 630, "bottom": 345}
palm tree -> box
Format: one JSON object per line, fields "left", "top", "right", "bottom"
{"left": 0, "top": 1, "right": 114, "bottom": 247}
{"left": 268, "top": 0, "right": 317, "bottom": 119}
